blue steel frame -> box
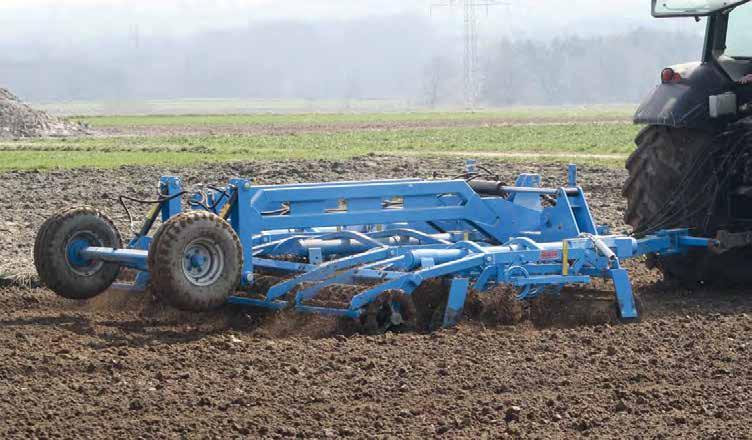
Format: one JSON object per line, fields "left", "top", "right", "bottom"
{"left": 74, "top": 165, "right": 718, "bottom": 326}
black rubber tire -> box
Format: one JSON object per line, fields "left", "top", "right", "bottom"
{"left": 622, "top": 125, "right": 752, "bottom": 284}
{"left": 623, "top": 126, "right": 714, "bottom": 228}
{"left": 34, "top": 207, "right": 122, "bottom": 299}
{"left": 149, "top": 211, "right": 242, "bottom": 312}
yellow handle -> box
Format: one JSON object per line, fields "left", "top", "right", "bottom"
{"left": 219, "top": 202, "right": 233, "bottom": 219}
{"left": 562, "top": 240, "right": 569, "bottom": 276}
{"left": 146, "top": 203, "right": 160, "bottom": 220}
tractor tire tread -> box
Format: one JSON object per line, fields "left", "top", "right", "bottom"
{"left": 622, "top": 125, "right": 752, "bottom": 284}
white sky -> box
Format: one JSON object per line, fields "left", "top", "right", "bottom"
{"left": 0, "top": 0, "right": 701, "bottom": 40}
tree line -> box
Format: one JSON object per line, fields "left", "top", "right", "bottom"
{"left": 0, "top": 16, "right": 701, "bottom": 107}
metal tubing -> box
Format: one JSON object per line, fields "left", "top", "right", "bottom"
{"left": 500, "top": 186, "right": 580, "bottom": 196}
{"left": 401, "top": 248, "right": 471, "bottom": 270}
{"left": 80, "top": 247, "right": 149, "bottom": 271}
{"left": 678, "top": 236, "right": 716, "bottom": 248}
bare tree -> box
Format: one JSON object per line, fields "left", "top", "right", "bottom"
{"left": 423, "top": 56, "right": 452, "bottom": 108}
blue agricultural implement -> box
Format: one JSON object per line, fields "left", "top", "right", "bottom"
{"left": 34, "top": 161, "right": 721, "bottom": 331}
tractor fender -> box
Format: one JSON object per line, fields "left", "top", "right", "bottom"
{"left": 634, "top": 62, "right": 735, "bottom": 131}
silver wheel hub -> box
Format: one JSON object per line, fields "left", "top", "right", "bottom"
{"left": 182, "top": 238, "right": 224, "bottom": 287}
{"left": 65, "top": 231, "right": 104, "bottom": 276}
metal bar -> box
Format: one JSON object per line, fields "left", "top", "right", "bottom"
{"left": 678, "top": 236, "right": 717, "bottom": 248}
{"left": 264, "top": 247, "right": 394, "bottom": 301}
{"left": 295, "top": 305, "right": 363, "bottom": 318}
{"left": 80, "top": 247, "right": 148, "bottom": 271}
{"left": 226, "top": 296, "right": 288, "bottom": 310}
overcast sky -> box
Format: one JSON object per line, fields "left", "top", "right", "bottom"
{"left": 0, "top": 0, "right": 702, "bottom": 41}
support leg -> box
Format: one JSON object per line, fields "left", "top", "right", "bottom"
{"left": 443, "top": 277, "right": 470, "bottom": 328}
{"left": 609, "top": 268, "right": 638, "bottom": 319}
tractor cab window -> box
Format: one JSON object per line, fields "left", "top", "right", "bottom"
{"left": 714, "top": 3, "right": 752, "bottom": 81}
{"left": 725, "top": 4, "right": 752, "bottom": 58}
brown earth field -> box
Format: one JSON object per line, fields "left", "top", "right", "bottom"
{"left": 92, "top": 117, "right": 629, "bottom": 137}
{"left": 1, "top": 156, "right": 752, "bottom": 439}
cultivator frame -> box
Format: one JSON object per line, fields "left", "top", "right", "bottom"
{"left": 37, "top": 162, "right": 718, "bottom": 328}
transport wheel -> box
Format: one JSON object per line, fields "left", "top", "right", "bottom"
{"left": 34, "top": 207, "right": 122, "bottom": 299}
{"left": 362, "top": 290, "right": 417, "bottom": 334}
{"left": 149, "top": 211, "right": 242, "bottom": 311}
{"left": 622, "top": 125, "right": 752, "bottom": 285}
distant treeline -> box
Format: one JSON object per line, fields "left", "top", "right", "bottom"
{"left": 480, "top": 30, "right": 701, "bottom": 105}
{"left": 0, "top": 16, "right": 701, "bottom": 106}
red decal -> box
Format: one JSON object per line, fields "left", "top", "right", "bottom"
{"left": 540, "top": 250, "right": 558, "bottom": 260}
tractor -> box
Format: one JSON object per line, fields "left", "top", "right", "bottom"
{"left": 625, "top": 0, "right": 752, "bottom": 284}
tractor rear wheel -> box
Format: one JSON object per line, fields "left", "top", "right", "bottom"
{"left": 35, "top": 207, "right": 122, "bottom": 299}
{"left": 623, "top": 125, "right": 752, "bottom": 284}
{"left": 149, "top": 211, "right": 242, "bottom": 311}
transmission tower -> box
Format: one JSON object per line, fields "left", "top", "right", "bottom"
{"left": 431, "top": 1, "right": 507, "bottom": 108}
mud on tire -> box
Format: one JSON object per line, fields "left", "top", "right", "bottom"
{"left": 149, "top": 211, "right": 242, "bottom": 312}
{"left": 34, "top": 207, "right": 122, "bottom": 299}
{"left": 622, "top": 125, "right": 752, "bottom": 285}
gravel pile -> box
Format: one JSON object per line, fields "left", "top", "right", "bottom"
{"left": 0, "top": 88, "right": 87, "bottom": 138}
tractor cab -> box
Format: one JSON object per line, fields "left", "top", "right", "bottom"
{"left": 638, "top": 0, "right": 752, "bottom": 126}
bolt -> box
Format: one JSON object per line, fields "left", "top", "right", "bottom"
{"left": 243, "top": 182, "right": 252, "bottom": 190}
{"left": 246, "top": 273, "right": 254, "bottom": 283}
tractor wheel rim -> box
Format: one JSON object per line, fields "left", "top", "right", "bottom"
{"left": 65, "top": 231, "right": 104, "bottom": 276}
{"left": 182, "top": 238, "right": 224, "bottom": 287}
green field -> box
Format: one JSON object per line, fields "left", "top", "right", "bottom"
{"left": 0, "top": 105, "right": 643, "bottom": 171}
{"left": 0, "top": 121, "right": 640, "bottom": 171}
{"left": 74, "top": 106, "right": 634, "bottom": 127}
{"left": 34, "top": 98, "right": 635, "bottom": 119}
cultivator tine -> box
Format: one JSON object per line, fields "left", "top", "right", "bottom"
{"left": 443, "top": 277, "right": 471, "bottom": 327}
{"left": 294, "top": 255, "right": 407, "bottom": 304}
{"left": 349, "top": 253, "right": 486, "bottom": 310}
{"left": 264, "top": 247, "right": 394, "bottom": 301}
{"left": 609, "top": 268, "right": 638, "bottom": 320}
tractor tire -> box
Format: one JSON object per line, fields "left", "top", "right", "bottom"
{"left": 34, "top": 207, "right": 122, "bottom": 299}
{"left": 622, "top": 125, "right": 752, "bottom": 284}
{"left": 149, "top": 211, "right": 242, "bottom": 311}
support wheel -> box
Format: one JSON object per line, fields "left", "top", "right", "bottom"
{"left": 34, "top": 207, "right": 122, "bottom": 299}
{"left": 149, "top": 211, "right": 242, "bottom": 311}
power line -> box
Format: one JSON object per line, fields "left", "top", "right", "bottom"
{"left": 431, "top": 1, "right": 508, "bottom": 108}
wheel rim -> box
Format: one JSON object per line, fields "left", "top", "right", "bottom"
{"left": 182, "top": 238, "right": 224, "bottom": 287}
{"left": 65, "top": 231, "right": 104, "bottom": 276}
{"left": 505, "top": 266, "right": 533, "bottom": 299}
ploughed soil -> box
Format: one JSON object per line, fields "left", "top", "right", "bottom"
{"left": 1, "top": 157, "right": 751, "bottom": 439}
